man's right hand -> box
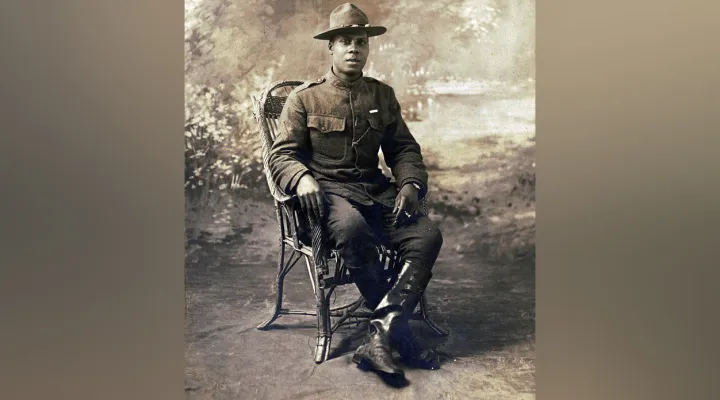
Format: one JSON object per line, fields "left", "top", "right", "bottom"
{"left": 296, "top": 173, "right": 325, "bottom": 221}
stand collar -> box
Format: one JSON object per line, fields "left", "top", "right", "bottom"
{"left": 325, "top": 67, "right": 365, "bottom": 92}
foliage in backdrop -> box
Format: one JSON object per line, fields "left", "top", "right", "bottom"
{"left": 184, "top": 0, "right": 535, "bottom": 202}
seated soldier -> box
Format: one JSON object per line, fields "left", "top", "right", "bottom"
{"left": 267, "top": 3, "right": 444, "bottom": 378}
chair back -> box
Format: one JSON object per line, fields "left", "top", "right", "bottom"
{"left": 252, "top": 80, "right": 306, "bottom": 203}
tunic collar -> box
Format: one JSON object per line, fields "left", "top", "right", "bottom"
{"left": 325, "top": 67, "right": 365, "bottom": 92}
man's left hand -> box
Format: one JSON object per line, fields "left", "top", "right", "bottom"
{"left": 393, "top": 183, "right": 420, "bottom": 227}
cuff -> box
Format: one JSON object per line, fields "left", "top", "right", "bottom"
{"left": 287, "top": 169, "right": 310, "bottom": 194}
{"left": 400, "top": 178, "right": 427, "bottom": 198}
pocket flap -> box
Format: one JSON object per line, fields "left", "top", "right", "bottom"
{"left": 368, "top": 114, "right": 395, "bottom": 131}
{"left": 307, "top": 115, "right": 346, "bottom": 133}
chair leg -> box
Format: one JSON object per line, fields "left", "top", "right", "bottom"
{"left": 313, "top": 257, "right": 332, "bottom": 364}
{"left": 419, "top": 293, "right": 449, "bottom": 337}
{"left": 314, "top": 293, "right": 332, "bottom": 364}
{"left": 257, "top": 240, "right": 289, "bottom": 330}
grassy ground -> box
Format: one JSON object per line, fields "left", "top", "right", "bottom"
{"left": 185, "top": 93, "right": 536, "bottom": 399}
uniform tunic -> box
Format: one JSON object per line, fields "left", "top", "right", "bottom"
{"left": 267, "top": 69, "right": 429, "bottom": 208}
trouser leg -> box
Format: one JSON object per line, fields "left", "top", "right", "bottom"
{"left": 323, "top": 195, "right": 387, "bottom": 309}
{"left": 353, "top": 204, "right": 444, "bottom": 372}
{"left": 322, "top": 197, "right": 401, "bottom": 375}
{"left": 374, "top": 210, "right": 443, "bottom": 315}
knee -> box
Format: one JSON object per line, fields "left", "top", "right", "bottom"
{"left": 330, "top": 213, "right": 377, "bottom": 267}
{"left": 399, "top": 220, "right": 443, "bottom": 269}
{"left": 329, "top": 211, "right": 371, "bottom": 244}
{"left": 407, "top": 219, "right": 443, "bottom": 254}
{"left": 423, "top": 221, "right": 444, "bottom": 252}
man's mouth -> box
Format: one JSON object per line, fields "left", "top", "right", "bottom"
{"left": 346, "top": 59, "right": 362, "bottom": 64}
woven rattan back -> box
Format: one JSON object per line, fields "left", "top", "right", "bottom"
{"left": 253, "top": 80, "right": 306, "bottom": 203}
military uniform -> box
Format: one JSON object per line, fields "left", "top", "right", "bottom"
{"left": 268, "top": 69, "right": 443, "bottom": 273}
{"left": 267, "top": 2, "right": 443, "bottom": 377}
{"left": 269, "top": 69, "right": 428, "bottom": 208}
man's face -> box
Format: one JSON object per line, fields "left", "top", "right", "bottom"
{"left": 330, "top": 32, "right": 369, "bottom": 77}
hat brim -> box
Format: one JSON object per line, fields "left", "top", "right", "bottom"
{"left": 313, "top": 26, "right": 387, "bottom": 40}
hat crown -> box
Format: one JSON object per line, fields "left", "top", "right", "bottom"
{"left": 329, "top": 3, "right": 369, "bottom": 28}
{"left": 312, "top": 3, "right": 385, "bottom": 40}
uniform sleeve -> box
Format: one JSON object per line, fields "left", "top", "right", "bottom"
{"left": 267, "top": 91, "right": 311, "bottom": 195}
{"left": 380, "top": 88, "right": 429, "bottom": 198}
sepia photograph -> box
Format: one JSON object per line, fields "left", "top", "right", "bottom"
{"left": 185, "top": 1, "right": 535, "bottom": 398}
{"left": 5, "top": 1, "right": 719, "bottom": 399}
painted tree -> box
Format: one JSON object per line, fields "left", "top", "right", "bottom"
{"left": 367, "top": 0, "right": 503, "bottom": 93}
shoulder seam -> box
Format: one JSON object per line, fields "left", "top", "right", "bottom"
{"left": 363, "top": 76, "right": 390, "bottom": 86}
{"left": 296, "top": 77, "right": 326, "bottom": 93}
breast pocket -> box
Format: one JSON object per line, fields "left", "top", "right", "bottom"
{"left": 366, "top": 114, "right": 395, "bottom": 149}
{"left": 352, "top": 114, "right": 394, "bottom": 167}
{"left": 307, "top": 114, "right": 348, "bottom": 162}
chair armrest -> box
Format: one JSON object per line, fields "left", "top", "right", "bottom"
{"left": 418, "top": 195, "right": 429, "bottom": 216}
{"left": 277, "top": 195, "right": 315, "bottom": 249}
{"left": 279, "top": 194, "right": 301, "bottom": 209}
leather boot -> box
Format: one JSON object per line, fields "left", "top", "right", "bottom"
{"left": 353, "top": 261, "right": 438, "bottom": 374}
{"left": 375, "top": 261, "right": 440, "bottom": 370}
{"left": 390, "top": 319, "right": 441, "bottom": 370}
{"left": 374, "top": 260, "right": 433, "bottom": 315}
{"left": 351, "top": 312, "right": 404, "bottom": 376}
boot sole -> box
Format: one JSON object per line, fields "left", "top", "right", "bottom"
{"left": 352, "top": 353, "right": 404, "bottom": 377}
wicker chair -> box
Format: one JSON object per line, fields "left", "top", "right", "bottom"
{"left": 252, "top": 79, "right": 448, "bottom": 364}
